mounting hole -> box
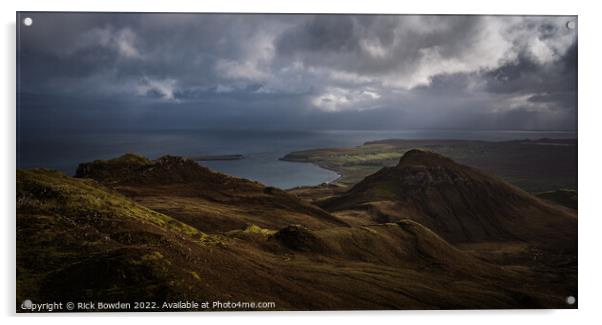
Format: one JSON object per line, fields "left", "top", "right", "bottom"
{"left": 23, "top": 17, "right": 33, "bottom": 26}
{"left": 22, "top": 299, "right": 32, "bottom": 308}
{"left": 567, "top": 20, "right": 576, "bottom": 30}
{"left": 566, "top": 296, "right": 576, "bottom": 305}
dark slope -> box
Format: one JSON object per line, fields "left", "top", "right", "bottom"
{"left": 537, "top": 189, "right": 578, "bottom": 210}
{"left": 75, "top": 154, "right": 348, "bottom": 232}
{"left": 17, "top": 169, "right": 572, "bottom": 310}
{"left": 321, "top": 149, "right": 577, "bottom": 251}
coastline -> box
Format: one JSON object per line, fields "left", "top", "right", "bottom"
{"left": 189, "top": 154, "right": 244, "bottom": 161}
{"left": 278, "top": 155, "right": 344, "bottom": 186}
{"left": 324, "top": 171, "right": 342, "bottom": 185}
{"left": 280, "top": 138, "right": 578, "bottom": 192}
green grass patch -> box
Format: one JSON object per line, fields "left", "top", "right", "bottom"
{"left": 17, "top": 169, "right": 201, "bottom": 237}
{"left": 243, "top": 224, "right": 277, "bottom": 236}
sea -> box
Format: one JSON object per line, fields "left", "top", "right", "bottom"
{"left": 17, "top": 129, "right": 577, "bottom": 189}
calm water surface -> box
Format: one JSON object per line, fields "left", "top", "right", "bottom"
{"left": 18, "top": 129, "right": 577, "bottom": 189}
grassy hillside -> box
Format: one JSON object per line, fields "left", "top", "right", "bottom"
{"left": 16, "top": 152, "right": 577, "bottom": 311}
{"left": 75, "top": 154, "right": 348, "bottom": 233}
{"left": 537, "top": 189, "right": 578, "bottom": 210}
{"left": 17, "top": 169, "right": 210, "bottom": 305}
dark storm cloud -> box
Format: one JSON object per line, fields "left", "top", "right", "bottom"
{"left": 275, "top": 15, "right": 485, "bottom": 78}
{"left": 17, "top": 13, "right": 577, "bottom": 132}
{"left": 484, "top": 43, "right": 577, "bottom": 95}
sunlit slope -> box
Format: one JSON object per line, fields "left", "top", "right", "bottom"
{"left": 17, "top": 169, "right": 211, "bottom": 304}
{"left": 17, "top": 166, "right": 571, "bottom": 309}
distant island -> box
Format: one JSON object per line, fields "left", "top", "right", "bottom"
{"left": 188, "top": 154, "right": 244, "bottom": 161}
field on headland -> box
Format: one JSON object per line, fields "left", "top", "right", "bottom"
{"left": 281, "top": 138, "right": 577, "bottom": 194}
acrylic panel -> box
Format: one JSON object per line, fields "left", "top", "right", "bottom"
{"left": 16, "top": 12, "right": 578, "bottom": 312}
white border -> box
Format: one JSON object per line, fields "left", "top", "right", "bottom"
{"left": 2, "top": 0, "right": 601, "bottom": 324}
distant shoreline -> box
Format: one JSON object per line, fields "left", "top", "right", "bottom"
{"left": 324, "top": 171, "right": 342, "bottom": 185}
{"left": 280, "top": 138, "right": 577, "bottom": 192}
{"left": 189, "top": 154, "right": 244, "bottom": 161}
{"left": 278, "top": 155, "right": 342, "bottom": 185}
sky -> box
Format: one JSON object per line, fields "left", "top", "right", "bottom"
{"left": 17, "top": 13, "right": 577, "bottom": 133}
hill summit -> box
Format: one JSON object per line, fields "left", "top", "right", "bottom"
{"left": 75, "top": 154, "right": 228, "bottom": 185}
{"left": 396, "top": 149, "right": 457, "bottom": 167}
{"left": 321, "top": 149, "right": 577, "bottom": 250}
